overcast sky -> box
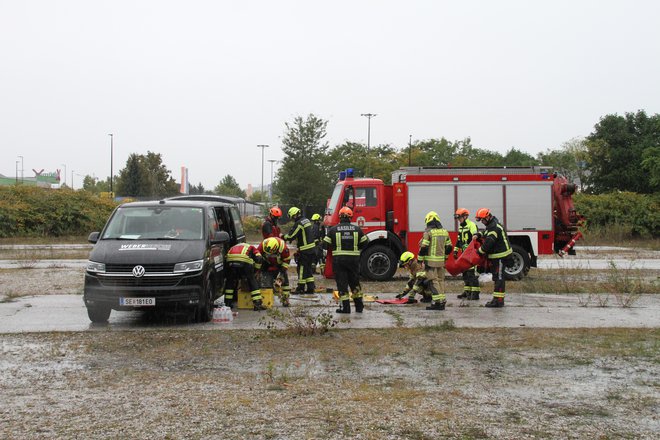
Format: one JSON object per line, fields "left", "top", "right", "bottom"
{"left": 1, "top": 0, "right": 659, "bottom": 190}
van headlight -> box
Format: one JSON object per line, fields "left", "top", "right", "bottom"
{"left": 86, "top": 261, "right": 106, "bottom": 273}
{"left": 173, "top": 260, "right": 204, "bottom": 273}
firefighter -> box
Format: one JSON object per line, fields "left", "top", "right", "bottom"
{"left": 283, "top": 207, "right": 317, "bottom": 294}
{"left": 257, "top": 236, "right": 292, "bottom": 307}
{"left": 323, "top": 206, "right": 369, "bottom": 313}
{"left": 261, "top": 206, "right": 283, "bottom": 239}
{"left": 223, "top": 243, "right": 266, "bottom": 311}
{"left": 310, "top": 213, "right": 325, "bottom": 274}
{"left": 454, "top": 208, "right": 481, "bottom": 301}
{"left": 419, "top": 211, "right": 453, "bottom": 311}
{"left": 395, "top": 251, "right": 432, "bottom": 303}
{"left": 474, "top": 208, "right": 512, "bottom": 308}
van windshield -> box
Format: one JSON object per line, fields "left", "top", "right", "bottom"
{"left": 102, "top": 206, "right": 205, "bottom": 240}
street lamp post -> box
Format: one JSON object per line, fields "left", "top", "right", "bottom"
{"left": 108, "top": 134, "right": 114, "bottom": 194}
{"left": 408, "top": 134, "right": 412, "bottom": 166}
{"left": 267, "top": 159, "right": 277, "bottom": 202}
{"left": 71, "top": 170, "right": 75, "bottom": 190}
{"left": 360, "top": 113, "right": 377, "bottom": 176}
{"left": 257, "top": 144, "right": 270, "bottom": 201}
{"left": 17, "top": 155, "right": 24, "bottom": 183}
{"left": 61, "top": 164, "right": 67, "bottom": 187}
{"left": 15, "top": 161, "right": 19, "bottom": 185}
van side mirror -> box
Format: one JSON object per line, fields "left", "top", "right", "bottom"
{"left": 88, "top": 232, "right": 100, "bottom": 244}
{"left": 211, "top": 230, "right": 230, "bottom": 244}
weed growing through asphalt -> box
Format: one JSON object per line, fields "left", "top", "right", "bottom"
{"left": 383, "top": 309, "right": 405, "bottom": 327}
{"left": 259, "top": 306, "right": 339, "bottom": 336}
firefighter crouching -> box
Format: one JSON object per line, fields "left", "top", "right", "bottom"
{"left": 257, "top": 237, "right": 292, "bottom": 307}
{"left": 284, "top": 207, "right": 317, "bottom": 294}
{"left": 323, "top": 207, "right": 369, "bottom": 314}
{"left": 454, "top": 208, "right": 481, "bottom": 301}
{"left": 262, "top": 206, "right": 283, "bottom": 239}
{"left": 396, "top": 251, "right": 432, "bottom": 303}
{"left": 223, "top": 243, "right": 266, "bottom": 311}
{"left": 419, "top": 211, "right": 453, "bottom": 311}
{"left": 474, "top": 208, "right": 512, "bottom": 308}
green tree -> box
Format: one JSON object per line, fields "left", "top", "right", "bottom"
{"left": 585, "top": 110, "right": 660, "bottom": 194}
{"left": 277, "top": 114, "right": 335, "bottom": 212}
{"left": 82, "top": 175, "right": 111, "bottom": 194}
{"left": 214, "top": 175, "right": 246, "bottom": 198}
{"left": 188, "top": 182, "right": 206, "bottom": 195}
{"left": 537, "top": 137, "right": 589, "bottom": 189}
{"left": 115, "top": 151, "right": 179, "bottom": 198}
{"left": 327, "top": 142, "right": 400, "bottom": 183}
{"left": 502, "top": 148, "right": 539, "bottom": 166}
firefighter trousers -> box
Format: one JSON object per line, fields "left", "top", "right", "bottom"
{"left": 296, "top": 249, "right": 316, "bottom": 293}
{"left": 424, "top": 262, "right": 446, "bottom": 302}
{"left": 489, "top": 258, "right": 506, "bottom": 299}
{"left": 223, "top": 262, "right": 261, "bottom": 303}
{"left": 333, "top": 256, "right": 362, "bottom": 301}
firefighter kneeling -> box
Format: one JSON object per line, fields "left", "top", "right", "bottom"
{"left": 323, "top": 207, "right": 369, "bottom": 314}
{"left": 396, "top": 251, "right": 432, "bottom": 303}
{"left": 223, "top": 243, "right": 266, "bottom": 311}
{"left": 257, "top": 237, "right": 292, "bottom": 307}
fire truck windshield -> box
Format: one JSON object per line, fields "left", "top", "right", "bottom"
{"left": 327, "top": 184, "right": 344, "bottom": 215}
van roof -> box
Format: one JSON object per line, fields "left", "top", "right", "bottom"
{"left": 118, "top": 199, "right": 234, "bottom": 209}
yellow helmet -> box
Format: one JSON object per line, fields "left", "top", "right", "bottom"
{"left": 399, "top": 251, "right": 415, "bottom": 266}
{"left": 311, "top": 213, "right": 321, "bottom": 221}
{"left": 288, "top": 206, "right": 301, "bottom": 218}
{"left": 424, "top": 211, "right": 440, "bottom": 224}
{"left": 262, "top": 237, "right": 281, "bottom": 254}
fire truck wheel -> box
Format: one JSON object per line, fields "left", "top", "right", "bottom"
{"left": 504, "top": 245, "right": 530, "bottom": 280}
{"left": 361, "top": 245, "right": 397, "bottom": 281}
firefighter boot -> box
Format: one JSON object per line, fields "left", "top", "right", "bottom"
{"left": 293, "top": 285, "right": 305, "bottom": 295}
{"left": 305, "top": 281, "right": 316, "bottom": 294}
{"left": 354, "top": 297, "right": 364, "bottom": 313}
{"left": 485, "top": 297, "right": 504, "bottom": 308}
{"left": 457, "top": 291, "right": 469, "bottom": 299}
{"left": 336, "top": 299, "right": 351, "bottom": 314}
{"left": 253, "top": 299, "right": 267, "bottom": 311}
{"left": 420, "top": 293, "right": 432, "bottom": 303}
{"left": 426, "top": 300, "right": 446, "bottom": 311}
{"left": 469, "top": 291, "right": 480, "bottom": 301}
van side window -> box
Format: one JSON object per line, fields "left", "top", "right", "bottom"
{"left": 214, "top": 207, "right": 232, "bottom": 240}
{"left": 207, "top": 208, "right": 218, "bottom": 239}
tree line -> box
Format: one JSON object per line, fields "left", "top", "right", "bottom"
{"left": 81, "top": 110, "right": 659, "bottom": 208}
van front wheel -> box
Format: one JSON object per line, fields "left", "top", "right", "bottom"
{"left": 87, "top": 306, "right": 111, "bottom": 323}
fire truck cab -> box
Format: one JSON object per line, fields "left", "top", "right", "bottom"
{"left": 324, "top": 166, "right": 582, "bottom": 281}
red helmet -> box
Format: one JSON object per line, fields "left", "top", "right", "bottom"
{"left": 269, "top": 207, "right": 282, "bottom": 218}
{"left": 339, "top": 206, "right": 353, "bottom": 218}
{"left": 454, "top": 208, "right": 469, "bottom": 219}
{"left": 475, "top": 208, "right": 491, "bottom": 221}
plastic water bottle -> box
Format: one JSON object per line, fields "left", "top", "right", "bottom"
{"left": 212, "top": 307, "right": 223, "bottom": 324}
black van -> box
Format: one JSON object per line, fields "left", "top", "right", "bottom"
{"left": 83, "top": 198, "right": 245, "bottom": 323}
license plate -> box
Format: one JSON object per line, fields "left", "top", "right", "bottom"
{"left": 120, "top": 297, "right": 156, "bottom": 306}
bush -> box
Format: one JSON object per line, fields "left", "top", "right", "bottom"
{"left": 0, "top": 186, "right": 118, "bottom": 237}
{"left": 574, "top": 192, "right": 660, "bottom": 238}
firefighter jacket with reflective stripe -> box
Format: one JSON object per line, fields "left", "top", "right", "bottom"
{"left": 323, "top": 219, "right": 369, "bottom": 257}
{"left": 477, "top": 216, "right": 512, "bottom": 259}
{"left": 418, "top": 222, "right": 452, "bottom": 267}
{"left": 256, "top": 237, "right": 291, "bottom": 271}
{"left": 261, "top": 216, "right": 281, "bottom": 239}
{"left": 226, "top": 243, "right": 263, "bottom": 268}
{"left": 284, "top": 217, "right": 316, "bottom": 251}
{"left": 311, "top": 221, "right": 324, "bottom": 243}
{"left": 455, "top": 219, "right": 478, "bottom": 252}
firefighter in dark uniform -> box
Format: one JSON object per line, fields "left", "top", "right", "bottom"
{"left": 223, "top": 243, "right": 265, "bottom": 311}
{"left": 283, "top": 207, "right": 317, "bottom": 294}
{"left": 323, "top": 206, "right": 369, "bottom": 313}
{"left": 262, "top": 206, "right": 282, "bottom": 239}
{"left": 310, "top": 213, "right": 325, "bottom": 274}
{"left": 419, "top": 211, "right": 453, "bottom": 311}
{"left": 257, "top": 237, "right": 292, "bottom": 307}
{"left": 474, "top": 208, "right": 512, "bottom": 308}
{"left": 454, "top": 208, "right": 481, "bottom": 301}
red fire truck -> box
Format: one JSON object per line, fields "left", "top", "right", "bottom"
{"left": 323, "top": 166, "right": 583, "bottom": 281}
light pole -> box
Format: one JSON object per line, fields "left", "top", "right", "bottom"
{"left": 408, "top": 134, "right": 412, "bottom": 166}
{"left": 108, "top": 134, "right": 114, "bottom": 194}
{"left": 71, "top": 170, "right": 75, "bottom": 190}
{"left": 61, "top": 163, "right": 67, "bottom": 187}
{"left": 360, "top": 113, "right": 377, "bottom": 176}
{"left": 257, "top": 144, "right": 269, "bottom": 201}
{"left": 15, "top": 161, "right": 19, "bottom": 185}
{"left": 17, "top": 155, "right": 24, "bottom": 183}
{"left": 267, "top": 159, "right": 277, "bottom": 202}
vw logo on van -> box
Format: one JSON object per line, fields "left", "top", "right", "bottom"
{"left": 132, "top": 265, "right": 146, "bottom": 278}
